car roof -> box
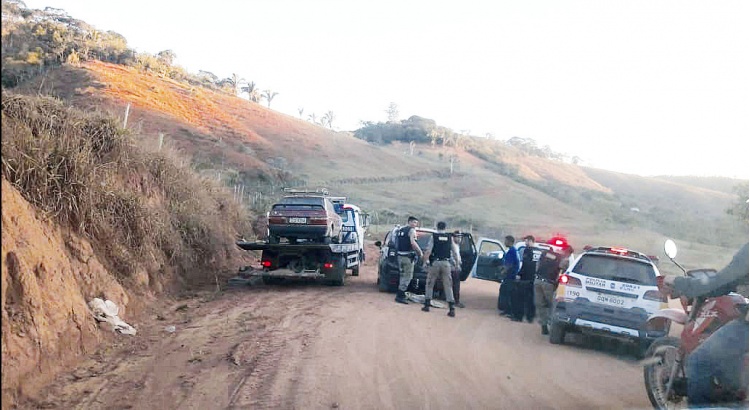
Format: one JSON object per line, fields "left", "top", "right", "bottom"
{"left": 581, "top": 246, "right": 653, "bottom": 263}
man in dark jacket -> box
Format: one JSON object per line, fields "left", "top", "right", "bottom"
{"left": 498, "top": 235, "right": 519, "bottom": 315}
{"left": 511, "top": 235, "right": 537, "bottom": 322}
{"left": 662, "top": 242, "right": 749, "bottom": 407}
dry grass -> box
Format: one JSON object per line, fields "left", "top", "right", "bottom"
{"left": 1, "top": 91, "right": 251, "bottom": 286}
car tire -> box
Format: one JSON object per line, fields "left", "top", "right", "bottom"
{"left": 352, "top": 265, "right": 359, "bottom": 276}
{"left": 377, "top": 271, "right": 389, "bottom": 292}
{"left": 549, "top": 320, "right": 566, "bottom": 345}
{"left": 326, "top": 256, "right": 346, "bottom": 286}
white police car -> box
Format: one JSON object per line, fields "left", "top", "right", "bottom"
{"left": 549, "top": 246, "right": 668, "bottom": 354}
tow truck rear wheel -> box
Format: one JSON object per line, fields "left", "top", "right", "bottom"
{"left": 326, "top": 256, "right": 346, "bottom": 286}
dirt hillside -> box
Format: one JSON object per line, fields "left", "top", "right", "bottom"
{"left": 1, "top": 178, "right": 141, "bottom": 407}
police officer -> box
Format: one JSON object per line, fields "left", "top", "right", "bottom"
{"left": 394, "top": 216, "right": 423, "bottom": 304}
{"left": 534, "top": 246, "right": 572, "bottom": 334}
{"left": 450, "top": 231, "right": 465, "bottom": 309}
{"left": 511, "top": 235, "right": 537, "bottom": 322}
{"left": 421, "top": 221, "right": 461, "bottom": 317}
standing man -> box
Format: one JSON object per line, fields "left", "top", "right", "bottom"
{"left": 512, "top": 235, "right": 537, "bottom": 323}
{"left": 534, "top": 246, "right": 572, "bottom": 334}
{"left": 450, "top": 231, "right": 465, "bottom": 308}
{"left": 421, "top": 221, "right": 461, "bottom": 317}
{"left": 498, "top": 235, "right": 520, "bottom": 316}
{"left": 394, "top": 216, "right": 423, "bottom": 304}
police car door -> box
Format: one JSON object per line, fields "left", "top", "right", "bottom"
{"left": 470, "top": 238, "right": 506, "bottom": 282}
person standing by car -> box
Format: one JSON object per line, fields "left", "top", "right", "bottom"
{"left": 661, "top": 242, "right": 748, "bottom": 407}
{"left": 498, "top": 235, "right": 520, "bottom": 316}
{"left": 421, "top": 221, "right": 461, "bottom": 317}
{"left": 534, "top": 246, "right": 572, "bottom": 334}
{"left": 451, "top": 231, "right": 465, "bottom": 308}
{"left": 512, "top": 235, "right": 537, "bottom": 323}
{"left": 394, "top": 216, "right": 424, "bottom": 304}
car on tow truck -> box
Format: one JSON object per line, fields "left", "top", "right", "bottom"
{"left": 266, "top": 189, "right": 343, "bottom": 245}
{"left": 375, "top": 227, "right": 477, "bottom": 295}
{"left": 548, "top": 245, "right": 668, "bottom": 355}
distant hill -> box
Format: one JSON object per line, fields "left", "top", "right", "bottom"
{"left": 3, "top": 0, "right": 746, "bottom": 273}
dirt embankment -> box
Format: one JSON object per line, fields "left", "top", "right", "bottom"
{"left": 1, "top": 178, "right": 143, "bottom": 407}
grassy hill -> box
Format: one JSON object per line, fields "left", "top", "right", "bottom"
{"left": 17, "top": 60, "right": 745, "bottom": 276}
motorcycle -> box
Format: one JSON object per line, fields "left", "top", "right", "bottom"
{"left": 642, "top": 239, "right": 748, "bottom": 409}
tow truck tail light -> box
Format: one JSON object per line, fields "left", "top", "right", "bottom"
{"left": 323, "top": 262, "right": 333, "bottom": 269}
{"left": 261, "top": 260, "right": 272, "bottom": 268}
{"left": 644, "top": 290, "right": 667, "bottom": 303}
{"left": 559, "top": 274, "right": 582, "bottom": 288}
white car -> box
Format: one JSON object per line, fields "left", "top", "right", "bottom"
{"left": 549, "top": 246, "right": 668, "bottom": 355}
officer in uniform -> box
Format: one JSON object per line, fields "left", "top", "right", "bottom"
{"left": 534, "top": 246, "right": 572, "bottom": 334}
{"left": 394, "top": 216, "right": 423, "bottom": 304}
{"left": 421, "top": 221, "right": 461, "bottom": 317}
{"left": 511, "top": 235, "right": 537, "bottom": 322}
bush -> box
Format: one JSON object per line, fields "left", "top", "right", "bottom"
{"left": 1, "top": 91, "right": 251, "bottom": 285}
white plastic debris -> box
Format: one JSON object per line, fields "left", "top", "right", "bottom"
{"left": 88, "top": 298, "right": 137, "bottom": 335}
{"left": 405, "top": 292, "right": 446, "bottom": 308}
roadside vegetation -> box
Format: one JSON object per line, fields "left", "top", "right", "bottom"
{"left": 1, "top": 91, "right": 251, "bottom": 285}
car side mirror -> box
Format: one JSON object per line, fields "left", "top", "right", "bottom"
{"left": 375, "top": 240, "right": 382, "bottom": 248}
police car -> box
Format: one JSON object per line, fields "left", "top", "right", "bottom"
{"left": 375, "top": 227, "right": 477, "bottom": 294}
{"left": 549, "top": 246, "right": 668, "bottom": 353}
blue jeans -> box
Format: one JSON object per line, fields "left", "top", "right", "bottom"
{"left": 686, "top": 319, "right": 748, "bottom": 406}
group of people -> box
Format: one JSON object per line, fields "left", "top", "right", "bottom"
{"left": 392, "top": 216, "right": 463, "bottom": 318}
{"left": 497, "top": 234, "right": 573, "bottom": 335}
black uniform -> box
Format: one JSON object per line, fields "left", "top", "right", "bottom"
{"left": 512, "top": 246, "right": 537, "bottom": 322}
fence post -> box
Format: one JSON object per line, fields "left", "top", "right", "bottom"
{"left": 158, "top": 133, "right": 164, "bottom": 150}
{"left": 123, "top": 103, "right": 131, "bottom": 128}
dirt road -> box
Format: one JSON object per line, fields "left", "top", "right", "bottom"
{"left": 22, "top": 243, "right": 653, "bottom": 410}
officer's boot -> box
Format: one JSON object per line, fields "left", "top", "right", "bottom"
{"left": 421, "top": 298, "right": 431, "bottom": 312}
{"left": 395, "top": 290, "right": 409, "bottom": 305}
{"left": 447, "top": 302, "right": 456, "bottom": 317}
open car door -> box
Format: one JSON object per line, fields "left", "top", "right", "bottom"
{"left": 455, "top": 233, "right": 478, "bottom": 281}
{"left": 470, "top": 238, "right": 506, "bottom": 282}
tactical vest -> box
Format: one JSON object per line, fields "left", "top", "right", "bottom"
{"left": 536, "top": 250, "right": 561, "bottom": 283}
{"left": 396, "top": 226, "right": 414, "bottom": 252}
{"left": 431, "top": 232, "right": 453, "bottom": 260}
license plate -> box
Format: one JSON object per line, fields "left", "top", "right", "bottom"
{"left": 595, "top": 294, "right": 626, "bottom": 307}
{"left": 288, "top": 217, "right": 307, "bottom": 224}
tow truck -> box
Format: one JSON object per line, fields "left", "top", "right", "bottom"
{"left": 236, "top": 190, "right": 368, "bottom": 286}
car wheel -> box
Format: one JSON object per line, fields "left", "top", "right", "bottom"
{"left": 352, "top": 266, "right": 359, "bottom": 276}
{"left": 549, "top": 320, "right": 566, "bottom": 345}
{"left": 377, "top": 269, "right": 389, "bottom": 292}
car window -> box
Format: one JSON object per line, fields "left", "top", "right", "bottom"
{"left": 572, "top": 254, "right": 657, "bottom": 285}
{"left": 272, "top": 204, "right": 324, "bottom": 211}
{"left": 416, "top": 231, "right": 433, "bottom": 251}
{"left": 279, "top": 196, "right": 325, "bottom": 206}
{"left": 339, "top": 210, "right": 351, "bottom": 223}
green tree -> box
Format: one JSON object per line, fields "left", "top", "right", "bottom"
{"left": 322, "top": 110, "right": 335, "bottom": 129}
{"left": 726, "top": 182, "right": 749, "bottom": 224}
{"left": 385, "top": 102, "right": 399, "bottom": 123}
{"left": 262, "top": 89, "right": 278, "bottom": 108}
{"left": 241, "top": 81, "right": 260, "bottom": 102}
{"left": 156, "top": 49, "right": 176, "bottom": 65}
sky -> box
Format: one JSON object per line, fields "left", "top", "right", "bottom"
{"left": 21, "top": 0, "right": 750, "bottom": 178}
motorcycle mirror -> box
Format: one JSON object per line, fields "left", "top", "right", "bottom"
{"left": 664, "top": 239, "right": 678, "bottom": 259}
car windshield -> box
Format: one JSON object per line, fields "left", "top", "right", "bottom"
{"left": 572, "top": 254, "right": 657, "bottom": 285}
